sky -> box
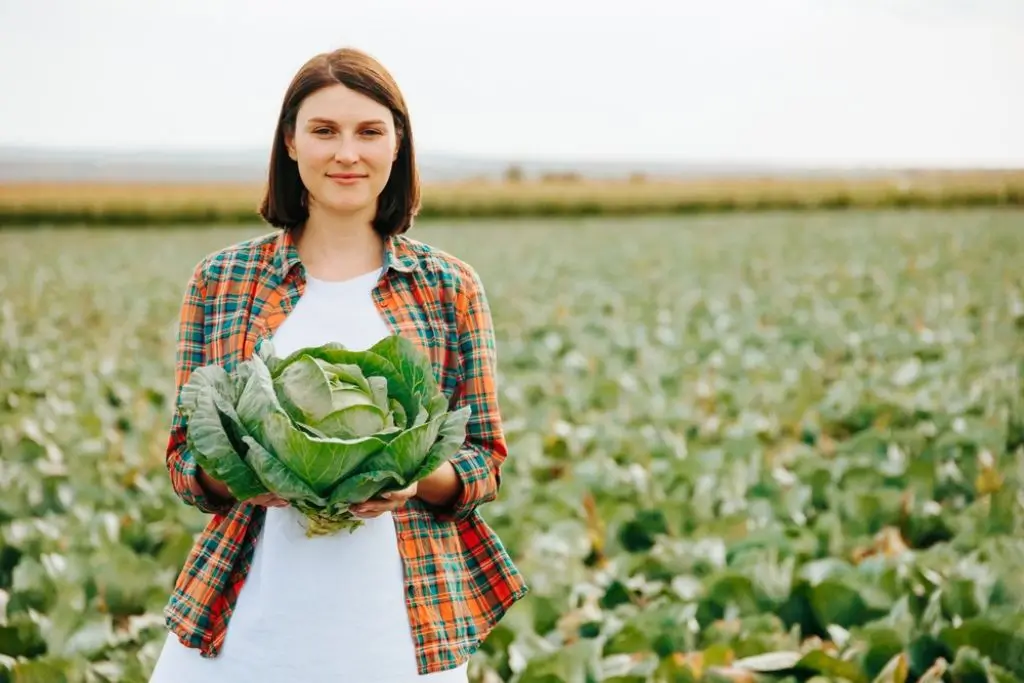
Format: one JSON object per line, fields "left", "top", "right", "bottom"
{"left": 1, "top": 0, "right": 1022, "bottom": 167}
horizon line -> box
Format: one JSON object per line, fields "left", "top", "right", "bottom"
{"left": 1, "top": 143, "right": 1022, "bottom": 174}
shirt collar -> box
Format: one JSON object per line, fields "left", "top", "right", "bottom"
{"left": 273, "top": 228, "right": 303, "bottom": 281}
{"left": 273, "top": 229, "right": 419, "bottom": 282}
{"left": 382, "top": 234, "right": 419, "bottom": 274}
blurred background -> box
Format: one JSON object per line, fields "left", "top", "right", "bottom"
{"left": 1, "top": 1, "right": 1023, "bottom": 682}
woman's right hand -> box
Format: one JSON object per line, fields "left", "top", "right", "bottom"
{"left": 249, "top": 493, "right": 289, "bottom": 508}
{"left": 198, "top": 466, "right": 287, "bottom": 508}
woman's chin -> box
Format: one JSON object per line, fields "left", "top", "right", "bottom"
{"left": 315, "top": 195, "right": 376, "bottom": 218}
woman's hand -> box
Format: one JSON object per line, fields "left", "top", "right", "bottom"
{"left": 250, "top": 493, "right": 289, "bottom": 508}
{"left": 350, "top": 482, "right": 419, "bottom": 519}
{"left": 349, "top": 461, "right": 464, "bottom": 519}
{"left": 198, "top": 466, "right": 287, "bottom": 508}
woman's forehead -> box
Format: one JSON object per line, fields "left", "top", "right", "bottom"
{"left": 297, "top": 84, "right": 394, "bottom": 125}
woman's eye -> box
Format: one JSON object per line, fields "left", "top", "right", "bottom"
{"left": 311, "top": 127, "right": 381, "bottom": 136}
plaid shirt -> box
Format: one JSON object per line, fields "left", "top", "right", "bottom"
{"left": 162, "top": 228, "right": 528, "bottom": 674}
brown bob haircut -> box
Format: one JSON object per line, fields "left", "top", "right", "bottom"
{"left": 258, "top": 47, "right": 420, "bottom": 237}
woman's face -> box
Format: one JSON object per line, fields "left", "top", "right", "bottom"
{"left": 286, "top": 83, "right": 399, "bottom": 220}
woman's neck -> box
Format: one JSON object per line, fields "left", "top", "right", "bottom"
{"left": 296, "top": 207, "right": 385, "bottom": 282}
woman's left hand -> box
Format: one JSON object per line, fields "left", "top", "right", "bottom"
{"left": 350, "top": 482, "right": 419, "bottom": 519}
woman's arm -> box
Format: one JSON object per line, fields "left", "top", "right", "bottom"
{"left": 417, "top": 460, "right": 464, "bottom": 507}
{"left": 422, "top": 266, "right": 506, "bottom": 521}
{"left": 164, "top": 259, "right": 237, "bottom": 515}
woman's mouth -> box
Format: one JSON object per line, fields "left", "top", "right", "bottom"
{"left": 327, "top": 173, "right": 367, "bottom": 185}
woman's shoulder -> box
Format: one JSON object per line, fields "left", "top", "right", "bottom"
{"left": 188, "top": 230, "right": 283, "bottom": 287}
{"left": 392, "top": 234, "right": 485, "bottom": 297}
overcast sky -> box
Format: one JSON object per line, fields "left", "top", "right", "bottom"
{"left": 1, "top": 0, "right": 1021, "bottom": 166}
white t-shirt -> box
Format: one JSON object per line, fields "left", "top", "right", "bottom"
{"left": 149, "top": 269, "right": 469, "bottom": 683}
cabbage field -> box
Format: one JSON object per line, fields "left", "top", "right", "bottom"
{"left": 1, "top": 210, "right": 1023, "bottom": 683}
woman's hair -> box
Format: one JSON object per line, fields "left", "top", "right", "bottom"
{"left": 258, "top": 47, "right": 420, "bottom": 237}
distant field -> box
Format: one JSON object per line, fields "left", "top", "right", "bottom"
{"left": 1, "top": 210, "right": 1023, "bottom": 682}
{"left": 0, "top": 170, "right": 1022, "bottom": 225}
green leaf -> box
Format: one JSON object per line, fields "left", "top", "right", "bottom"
{"left": 915, "top": 657, "right": 949, "bottom": 683}
{"left": 940, "top": 577, "right": 986, "bottom": 620}
{"left": 320, "top": 360, "right": 372, "bottom": 394}
{"left": 939, "top": 614, "right": 1024, "bottom": 678}
{"left": 271, "top": 355, "right": 333, "bottom": 420}
{"left": 259, "top": 413, "right": 388, "bottom": 495}
{"left": 411, "top": 405, "right": 430, "bottom": 428}
{"left": 517, "top": 639, "right": 601, "bottom": 683}
{"left": 389, "top": 398, "right": 408, "bottom": 429}
{"left": 242, "top": 436, "right": 326, "bottom": 504}
{"left": 794, "top": 650, "right": 868, "bottom": 683}
{"left": 322, "top": 369, "right": 381, "bottom": 416}
{"left": 62, "top": 616, "right": 114, "bottom": 658}
{"left": 280, "top": 343, "right": 421, "bottom": 426}
{"left": 184, "top": 389, "right": 268, "bottom": 501}
{"left": 697, "top": 572, "right": 765, "bottom": 624}
{"left": 209, "top": 387, "right": 256, "bottom": 456}
{"left": 177, "top": 363, "right": 237, "bottom": 416}
{"left": 368, "top": 375, "right": 389, "bottom": 412}
{"left": 600, "top": 580, "right": 632, "bottom": 610}
{"left": 12, "top": 557, "right": 56, "bottom": 613}
{"left": 810, "top": 578, "right": 868, "bottom": 628}
{"left": 427, "top": 392, "right": 450, "bottom": 420}
{"left": 234, "top": 353, "right": 287, "bottom": 443}
{"left": 954, "top": 652, "right": 993, "bottom": 683}
{"left": 872, "top": 653, "right": 909, "bottom": 683}
{"left": 858, "top": 627, "right": 909, "bottom": 680}
{"left": 733, "top": 651, "right": 802, "bottom": 672}
{"left": 378, "top": 411, "right": 446, "bottom": 481}
{"left": 368, "top": 334, "right": 439, "bottom": 406}
{"left": 617, "top": 509, "right": 670, "bottom": 552}
{"left": 602, "top": 623, "right": 650, "bottom": 656}
{"left": 907, "top": 634, "right": 952, "bottom": 678}
{"left": 313, "top": 403, "right": 388, "bottom": 438}
{"left": 0, "top": 613, "right": 46, "bottom": 658}
{"left": 326, "top": 470, "right": 406, "bottom": 505}
{"left": 410, "top": 407, "right": 471, "bottom": 481}
{"left": 8, "top": 658, "right": 69, "bottom": 683}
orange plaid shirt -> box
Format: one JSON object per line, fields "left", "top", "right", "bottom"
{"left": 162, "top": 228, "right": 528, "bottom": 674}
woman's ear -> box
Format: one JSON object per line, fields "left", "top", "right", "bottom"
{"left": 285, "top": 132, "right": 297, "bottom": 161}
{"left": 393, "top": 126, "right": 403, "bottom": 161}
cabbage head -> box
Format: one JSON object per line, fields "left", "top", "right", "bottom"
{"left": 176, "top": 335, "right": 471, "bottom": 535}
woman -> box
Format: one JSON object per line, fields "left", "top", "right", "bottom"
{"left": 148, "top": 47, "right": 528, "bottom": 683}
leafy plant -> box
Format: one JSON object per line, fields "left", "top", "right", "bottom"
{"left": 0, "top": 212, "right": 1021, "bottom": 682}
{"left": 179, "top": 335, "right": 470, "bottom": 535}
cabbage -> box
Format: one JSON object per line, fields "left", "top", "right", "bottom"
{"left": 175, "top": 335, "right": 471, "bottom": 535}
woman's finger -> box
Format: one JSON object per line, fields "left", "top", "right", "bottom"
{"left": 352, "top": 501, "right": 396, "bottom": 517}
{"left": 251, "top": 494, "right": 288, "bottom": 508}
{"left": 381, "top": 483, "right": 417, "bottom": 502}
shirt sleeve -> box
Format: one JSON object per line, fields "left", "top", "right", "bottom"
{"left": 164, "top": 259, "right": 236, "bottom": 516}
{"left": 435, "top": 266, "right": 508, "bottom": 522}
